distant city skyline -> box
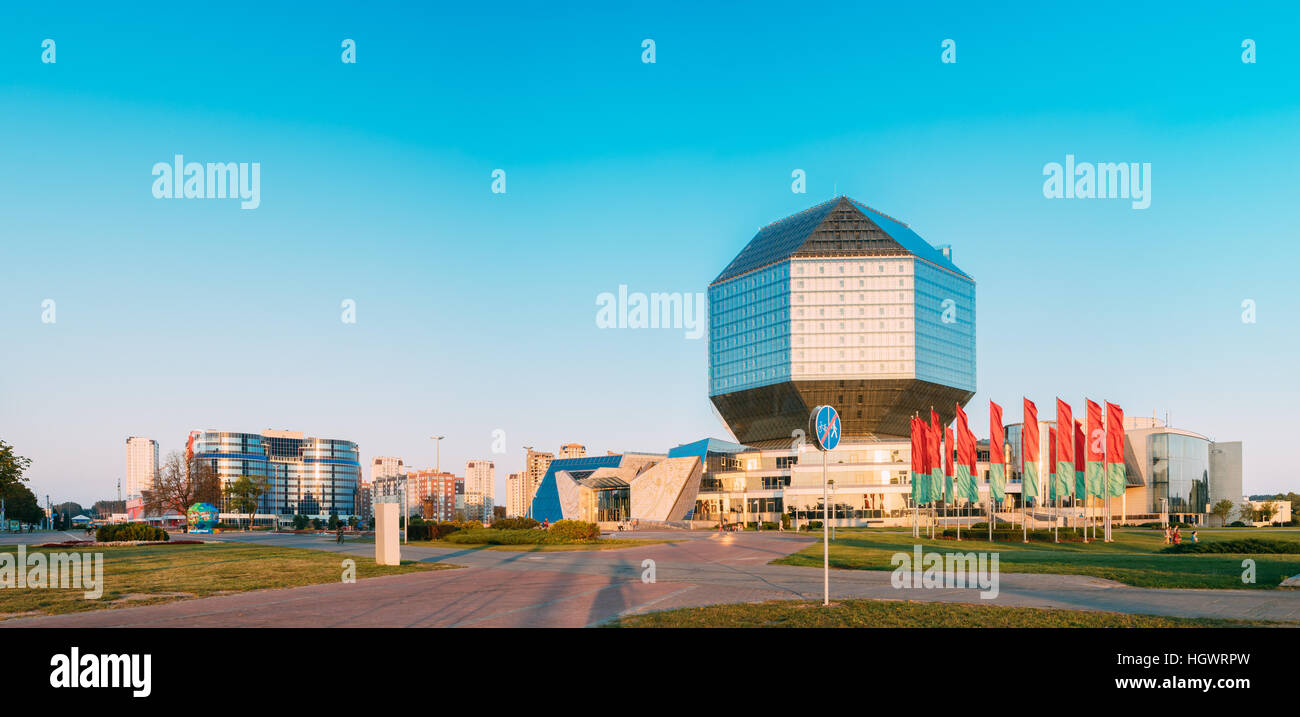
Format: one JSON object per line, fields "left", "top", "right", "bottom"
{"left": 4, "top": 2, "right": 1298, "bottom": 505}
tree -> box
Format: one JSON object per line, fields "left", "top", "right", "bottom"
{"left": 0, "top": 439, "right": 33, "bottom": 496}
{"left": 144, "top": 451, "right": 223, "bottom": 532}
{"left": 327, "top": 513, "right": 339, "bottom": 531}
{"left": 224, "top": 476, "right": 267, "bottom": 530}
{"left": 292, "top": 514, "right": 309, "bottom": 530}
{"left": 493, "top": 505, "right": 506, "bottom": 519}
{"left": 1210, "top": 499, "right": 1235, "bottom": 527}
{"left": 1258, "top": 501, "right": 1278, "bottom": 524}
{"left": 54, "top": 502, "right": 84, "bottom": 529}
{"left": 92, "top": 500, "right": 126, "bottom": 518}
{"left": 1237, "top": 501, "right": 1256, "bottom": 525}
{"left": 1, "top": 481, "right": 44, "bottom": 526}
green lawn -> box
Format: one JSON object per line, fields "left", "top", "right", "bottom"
{"left": 607, "top": 598, "right": 1297, "bottom": 628}
{"left": 0, "top": 542, "right": 452, "bottom": 619}
{"left": 772, "top": 527, "right": 1300, "bottom": 589}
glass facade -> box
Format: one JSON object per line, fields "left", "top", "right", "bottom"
{"left": 914, "top": 260, "right": 975, "bottom": 392}
{"left": 190, "top": 431, "right": 360, "bottom": 517}
{"left": 595, "top": 488, "right": 630, "bottom": 522}
{"left": 1149, "top": 433, "right": 1209, "bottom": 514}
{"left": 709, "top": 261, "right": 791, "bottom": 395}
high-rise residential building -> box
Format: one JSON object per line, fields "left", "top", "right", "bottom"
{"left": 124, "top": 437, "right": 159, "bottom": 500}
{"left": 506, "top": 472, "right": 524, "bottom": 517}
{"left": 370, "top": 456, "right": 405, "bottom": 481}
{"left": 709, "top": 196, "right": 976, "bottom": 442}
{"left": 187, "top": 429, "right": 361, "bottom": 518}
{"left": 374, "top": 470, "right": 460, "bottom": 521}
{"left": 464, "top": 460, "right": 495, "bottom": 522}
{"left": 522, "top": 448, "right": 554, "bottom": 518}
{"left": 357, "top": 481, "right": 374, "bottom": 522}
{"left": 558, "top": 443, "right": 587, "bottom": 459}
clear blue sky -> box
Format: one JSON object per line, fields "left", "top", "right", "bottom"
{"left": 2, "top": 1, "right": 1298, "bottom": 506}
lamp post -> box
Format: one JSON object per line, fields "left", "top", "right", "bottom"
{"left": 431, "top": 435, "right": 445, "bottom": 474}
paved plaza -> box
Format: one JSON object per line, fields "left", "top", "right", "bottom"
{"left": 3, "top": 530, "right": 1299, "bottom": 627}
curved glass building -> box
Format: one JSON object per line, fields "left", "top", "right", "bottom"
{"left": 187, "top": 429, "right": 361, "bottom": 518}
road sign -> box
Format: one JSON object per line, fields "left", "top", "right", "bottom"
{"left": 811, "top": 405, "right": 841, "bottom": 452}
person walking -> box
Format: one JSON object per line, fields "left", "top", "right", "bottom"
{"left": 336, "top": 524, "right": 344, "bottom": 544}
{"left": 1163, "top": 525, "right": 1171, "bottom": 545}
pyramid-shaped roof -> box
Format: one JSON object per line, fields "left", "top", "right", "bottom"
{"left": 712, "top": 196, "right": 969, "bottom": 284}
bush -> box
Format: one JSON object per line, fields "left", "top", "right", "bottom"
{"left": 1228, "top": 521, "right": 1248, "bottom": 527}
{"left": 96, "top": 523, "right": 169, "bottom": 542}
{"left": 446, "top": 529, "right": 550, "bottom": 545}
{"left": 803, "top": 521, "right": 823, "bottom": 531}
{"left": 1163, "top": 538, "right": 1300, "bottom": 554}
{"left": 491, "top": 517, "right": 540, "bottom": 531}
{"left": 549, "top": 520, "right": 601, "bottom": 542}
{"left": 406, "top": 521, "right": 477, "bottom": 541}
{"left": 942, "top": 527, "right": 1087, "bottom": 542}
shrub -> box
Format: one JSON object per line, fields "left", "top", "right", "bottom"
{"left": 406, "top": 522, "right": 472, "bottom": 541}
{"left": 491, "top": 517, "right": 540, "bottom": 531}
{"left": 803, "top": 521, "right": 823, "bottom": 531}
{"left": 445, "top": 529, "right": 549, "bottom": 545}
{"left": 549, "top": 520, "right": 601, "bottom": 541}
{"left": 1163, "top": 538, "right": 1300, "bottom": 554}
{"left": 942, "top": 527, "right": 1087, "bottom": 542}
{"left": 95, "top": 522, "right": 169, "bottom": 542}
{"left": 1228, "top": 521, "right": 1248, "bottom": 527}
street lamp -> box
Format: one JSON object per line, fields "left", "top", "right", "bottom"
{"left": 431, "top": 435, "right": 445, "bottom": 474}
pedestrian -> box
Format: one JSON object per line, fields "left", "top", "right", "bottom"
{"left": 1192, "top": 530, "right": 1199, "bottom": 543}
{"left": 1172, "top": 526, "right": 1181, "bottom": 545}
{"left": 336, "top": 524, "right": 344, "bottom": 544}
{"left": 1163, "top": 526, "right": 1171, "bottom": 544}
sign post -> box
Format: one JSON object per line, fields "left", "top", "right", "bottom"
{"left": 810, "top": 405, "right": 840, "bottom": 606}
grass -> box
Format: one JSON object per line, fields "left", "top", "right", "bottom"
{"left": 772, "top": 527, "right": 1300, "bottom": 589}
{"left": 0, "top": 542, "right": 452, "bottom": 619}
{"left": 607, "top": 598, "right": 1298, "bottom": 628}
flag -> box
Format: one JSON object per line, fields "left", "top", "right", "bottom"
{"left": 1048, "top": 426, "right": 1059, "bottom": 501}
{"left": 1074, "top": 418, "right": 1086, "bottom": 499}
{"left": 1105, "top": 401, "right": 1126, "bottom": 497}
{"left": 1022, "top": 399, "right": 1039, "bottom": 503}
{"left": 989, "top": 400, "right": 1006, "bottom": 502}
{"left": 917, "top": 417, "right": 932, "bottom": 505}
{"left": 944, "top": 425, "right": 955, "bottom": 501}
{"left": 1086, "top": 399, "right": 1104, "bottom": 498}
{"left": 930, "top": 409, "right": 944, "bottom": 504}
{"left": 910, "top": 417, "right": 924, "bottom": 506}
{"left": 955, "top": 403, "right": 979, "bottom": 502}
{"left": 1055, "top": 399, "right": 1074, "bottom": 499}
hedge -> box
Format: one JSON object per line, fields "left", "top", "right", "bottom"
{"left": 406, "top": 521, "right": 481, "bottom": 541}
{"left": 941, "top": 527, "right": 1087, "bottom": 542}
{"left": 491, "top": 517, "right": 540, "bottom": 531}
{"left": 96, "top": 523, "right": 169, "bottom": 542}
{"left": 1162, "top": 538, "right": 1300, "bottom": 554}
{"left": 548, "top": 520, "right": 601, "bottom": 541}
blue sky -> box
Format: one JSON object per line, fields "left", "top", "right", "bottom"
{"left": 2, "top": 1, "right": 1299, "bottom": 505}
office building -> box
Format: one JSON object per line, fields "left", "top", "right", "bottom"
{"left": 187, "top": 429, "right": 361, "bottom": 518}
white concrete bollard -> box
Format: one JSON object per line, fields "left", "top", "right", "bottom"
{"left": 375, "top": 503, "right": 400, "bottom": 566}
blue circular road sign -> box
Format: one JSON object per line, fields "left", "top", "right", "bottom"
{"left": 811, "top": 405, "right": 841, "bottom": 451}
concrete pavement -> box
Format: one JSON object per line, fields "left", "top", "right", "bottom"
{"left": 3, "top": 530, "right": 1299, "bottom": 627}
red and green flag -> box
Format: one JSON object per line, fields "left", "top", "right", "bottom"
{"left": 1055, "top": 399, "right": 1074, "bottom": 499}
{"left": 1022, "top": 399, "right": 1039, "bottom": 504}
{"left": 955, "top": 403, "right": 978, "bottom": 502}
{"left": 930, "top": 409, "right": 944, "bottom": 504}
{"left": 910, "top": 417, "right": 924, "bottom": 506}
{"left": 944, "top": 425, "right": 955, "bottom": 502}
{"left": 1048, "top": 426, "right": 1059, "bottom": 501}
{"left": 1105, "top": 401, "right": 1126, "bottom": 497}
{"left": 1073, "top": 418, "right": 1086, "bottom": 499}
{"left": 989, "top": 400, "right": 1006, "bottom": 502}
{"left": 1086, "top": 399, "right": 1104, "bottom": 497}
